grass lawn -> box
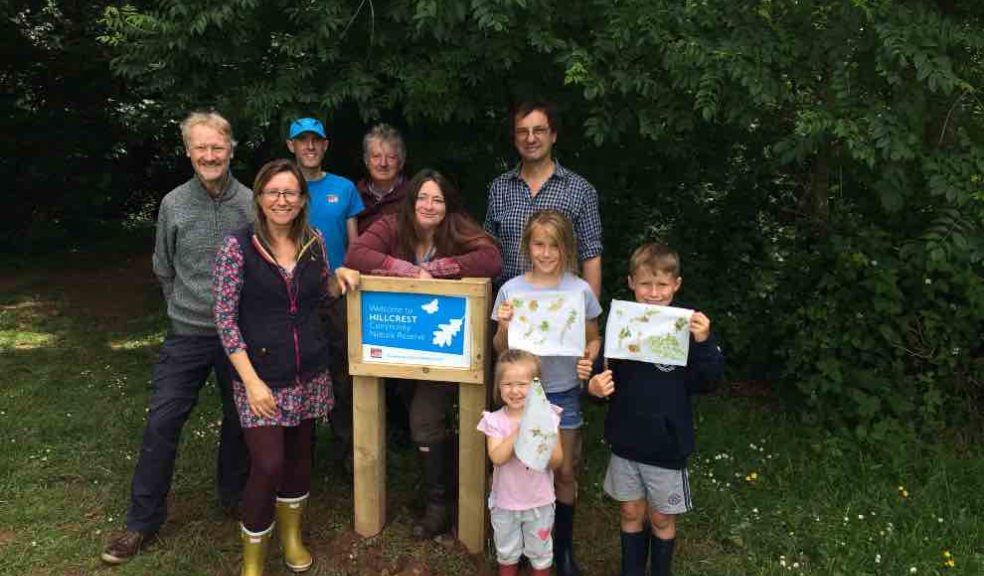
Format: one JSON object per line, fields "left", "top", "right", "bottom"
{"left": 1, "top": 257, "right": 981, "bottom": 575}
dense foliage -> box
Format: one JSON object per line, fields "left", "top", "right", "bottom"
{"left": 9, "top": 0, "right": 982, "bottom": 440}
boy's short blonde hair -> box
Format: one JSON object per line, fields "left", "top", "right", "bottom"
{"left": 629, "top": 242, "right": 681, "bottom": 278}
{"left": 493, "top": 349, "right": 542, "bottom": 404}
{"left": 520, "top": 210, "right": 578, "bottom": 274}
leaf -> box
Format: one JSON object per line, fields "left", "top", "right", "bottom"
{"left": 431, "top": 318, "right": 463, "bottom": 348}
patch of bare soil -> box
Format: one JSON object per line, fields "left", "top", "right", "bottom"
{"left": 2, "top": 253, "right": 159, "bottom": 331}
{"left": 0, "top": 531, "right": 15, "bottom": 546}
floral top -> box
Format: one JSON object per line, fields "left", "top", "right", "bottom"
{"left": 213, "top": 235, "right": 252, "bottom": 355}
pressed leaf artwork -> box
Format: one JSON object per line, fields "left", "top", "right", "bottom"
{"left": 508, "top": 290, "right": 586, "bottom": 356}
{"left": 617, "top": 326, "right": 632, "bottom": 348}
{"left": 514, "top": 378, "right": 559, "bottom": 471}
{"left": 559, "top": 308, "right": 578, "bottom": 342}
{"left": 605, "top": 300, "right": 693, "bottom": 366}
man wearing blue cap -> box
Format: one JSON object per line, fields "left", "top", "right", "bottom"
{"left": 286, "top": 117, "right": 363, "bottom": 471}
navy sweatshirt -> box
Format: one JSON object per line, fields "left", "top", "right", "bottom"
{"left": 602, "top": 316, "right": 724, "bottom": 469}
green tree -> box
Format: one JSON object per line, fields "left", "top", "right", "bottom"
{"left": 18, "top": 0, "right": 984, "bottom": 436}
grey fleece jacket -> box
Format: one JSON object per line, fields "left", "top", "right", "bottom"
{"left": 152, "top": 175, "right": 254, "bottom": 335}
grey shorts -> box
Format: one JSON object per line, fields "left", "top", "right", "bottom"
{"left": 489, "top": 503, "right": 555, "bottom": 569}
{"left": 603, "top": 453, "right": 693, "bottom": 515}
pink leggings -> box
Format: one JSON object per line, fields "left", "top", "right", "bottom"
{"left": 241, "top": 419, "right": 313, "bottom": 531}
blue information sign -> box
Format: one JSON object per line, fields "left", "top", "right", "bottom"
{"left": 361, "top": 291, "right": 470, "bottom": 367}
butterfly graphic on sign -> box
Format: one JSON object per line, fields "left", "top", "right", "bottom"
{"left": 421, "top": 298, "right": 439, "bottom": 314}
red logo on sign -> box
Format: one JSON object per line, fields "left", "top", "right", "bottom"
{"left": 370, "top": 347, "right": 382, "bottom": 358}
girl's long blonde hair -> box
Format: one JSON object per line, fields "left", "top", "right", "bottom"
{"left": 520, "top": 209, "right": 578, "bottom": 274}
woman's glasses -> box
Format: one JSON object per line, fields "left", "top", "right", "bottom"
{"left": 260, "top": 189, "right": 300, "bottom": 201}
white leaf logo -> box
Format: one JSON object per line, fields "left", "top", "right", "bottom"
{"left": 421, "top": 298, "right": 439, "bottom": 314}
{"left": 432, "top": 317, "right": 463, "bottom": 348}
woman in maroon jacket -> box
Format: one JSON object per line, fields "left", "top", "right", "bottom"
{"left": 347, "top": 168, "right": 502, "bottom": 279}
{"left": 345, "top": 169, "right": 502, "bottom": 538}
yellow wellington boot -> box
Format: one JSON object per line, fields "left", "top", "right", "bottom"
{"left": 240, "top": 523, "right": 273, "bottom": 576}
{"left": 276, "top": 494, "right": 313, "bottom": 572}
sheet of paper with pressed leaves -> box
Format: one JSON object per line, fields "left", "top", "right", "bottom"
{"left": 605, "top": 300, "right": 693, "bottom": 366}
{"left": 507, "top": 290, "right": 586, "bottom": 357}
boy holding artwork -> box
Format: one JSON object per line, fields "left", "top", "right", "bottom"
{"left": 587, "top": 242, "right": 724, "bottom": 576}
{"left": 493, "top": 210, "right": 602, "bottom": 575}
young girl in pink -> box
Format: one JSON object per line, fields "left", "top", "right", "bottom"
{"left": 478, "top": 350, "right": 564, "bottom": 576}
{"left": 492, "top": 209, "right": 602, "bottom": 575}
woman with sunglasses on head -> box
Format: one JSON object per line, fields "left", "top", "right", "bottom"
{"left": 213, "top": 159, "right": 359, "bottom": 575}
{"left": 345, "top": 169, "right": 503, "bottom": 538}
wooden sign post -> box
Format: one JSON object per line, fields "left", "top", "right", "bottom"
{"left": 346, "top": 276, "right": 490, "bottom": 554}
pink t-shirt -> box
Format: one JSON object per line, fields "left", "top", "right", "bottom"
{"left": 476, "top": 406, "right": 561, "bottom": 511}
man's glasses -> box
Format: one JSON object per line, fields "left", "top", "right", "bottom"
{"left": 514, "top": 126, "right": 551, "bottom": 138}
{"left": 260, "top": 189, "right": 301, "bottom": 201}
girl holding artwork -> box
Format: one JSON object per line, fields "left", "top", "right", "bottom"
{"left": 478, "top": 350, "right": 564, "bottom": 575}
{"left": 492, "top": 209, "right": 602, "bottom": 576}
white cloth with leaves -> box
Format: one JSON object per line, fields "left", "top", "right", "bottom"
{"left": 514, "top": 379, "right": 561, "bottom": 471}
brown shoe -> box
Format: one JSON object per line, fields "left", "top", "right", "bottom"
{"left": 100, "top": 530, "right": 157, "bottom": 564}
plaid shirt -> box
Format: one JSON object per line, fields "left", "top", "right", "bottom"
{"left": 484, "top": 161, "right": 603, "bottom": 284}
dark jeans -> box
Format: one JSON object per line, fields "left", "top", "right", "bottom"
{"left": 125, "top": 334, "right": 248, "bottom": 533}
{"left": 409, "top": 381, "right": 455, "bottom": 445}
{"left": 323, "top": 296, "right": 352, "bottom": 444}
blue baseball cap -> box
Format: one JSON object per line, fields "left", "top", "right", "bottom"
{"left": 288, "top": 117, "right": 326, "bottom": 139}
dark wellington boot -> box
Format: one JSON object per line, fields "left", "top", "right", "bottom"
{"left": 411, "top": 441, "right": 451, "bottom": 539}
{"left": 553, "top": 501, "right": 581, "bottom": 576}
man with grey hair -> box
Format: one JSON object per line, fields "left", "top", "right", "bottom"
{"left": 355, "top": 123, "right": 408, "bottom": 235}
{"left": 101, "top": 111, "right": 253, "bottom": 565}
{"left": 353, "top": 123, "right": 416, "bottom": 449}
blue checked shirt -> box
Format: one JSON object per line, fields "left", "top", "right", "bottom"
{"left": 484, "top": 161, "right": 603, "bottom": 285}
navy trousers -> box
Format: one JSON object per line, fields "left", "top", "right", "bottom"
{"left": 125, "top": 334, "right": 248, "bottom": 533}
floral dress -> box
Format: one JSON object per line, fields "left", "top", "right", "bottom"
{"left": 213, "top": 235, "right": 334, "bottom": 428}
